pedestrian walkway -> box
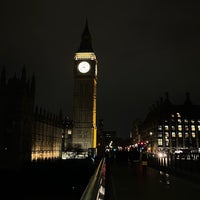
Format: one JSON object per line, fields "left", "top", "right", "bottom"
{"left": 107, "top": 159, "right": 200, "bottom": 200}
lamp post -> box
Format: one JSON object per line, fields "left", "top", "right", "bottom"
{"left": 149, "top": 132, "right": 153, "bottom": 153}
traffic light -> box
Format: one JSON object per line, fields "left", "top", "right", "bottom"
{"left": 138, "top": 141, "right": 146, "bottom": 150}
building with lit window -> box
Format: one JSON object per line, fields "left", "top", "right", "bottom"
{"left": 31, "top": 107, "right": 64, "bottom": 161}
{"left": 140, "top": 92, "right": 200, "bottom": 154}
{"left": 0, "top": 67, "right": 71, "bottom": 169}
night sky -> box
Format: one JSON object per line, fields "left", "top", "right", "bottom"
{"left": 0, "top": 0, "right": 200, "bottom": 138}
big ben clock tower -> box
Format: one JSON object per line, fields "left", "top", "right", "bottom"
{"left": 72, "top": 21, "right": 98, "bottom": 156}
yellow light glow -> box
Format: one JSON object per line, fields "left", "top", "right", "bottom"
{"left": 74, "top": 52, "right": 96, "bottom": 60}
{"left": 93, "top": 127, "right": 97, "bottom": 148}
{"left": 68, "top": 130, "right": 72, "bottom": 135}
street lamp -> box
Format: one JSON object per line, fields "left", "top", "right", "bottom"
{"left": 148, "top": 132, "right": 153, "bottom": 153}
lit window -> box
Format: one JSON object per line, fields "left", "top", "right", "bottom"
{"left": 185, "top": 125, "right": 189, "bottom": 131}
{"left": 172, "top": 132, "right": 176, "bottom": 138}
{"left": 191, "top": 120, "right": 195, "bottom": 124}
{"left": 158, "top": 125, "right": 162, "bottom": 131}
{"left": 178, "top": 125, "right": 182, "bottom": 131}
{"left": 158, "top": 133, "right": 162, "bottom": 137}
{"left": 158, "top": 139, "right": 163, "bottom": 146}
{"left": 171, "top": 126, "right": 175, "bottom": 131}
{"left": 191, "top": 125, "right": 195, "bottom": 131}
{"left": 164, "top": 125, "right": 169, "bottom": 131}
{"left": 178, "top": 119, "right": 182, "bottom": 123}
{"left": 192, "top": 132, "right": 196, "bottom": 138}
{"left": 185, "top": 132, "right": 189, "bottom": 138}
{"left": 171, "top": 114, "right": 175, "bottom": 118}
{"left": 198, "top": 120, "right": 200, "bottom": 124}
{"left": 165, "top": 132, "right": 169, "bottom": 137}
{"left": 178, "top": 132, "right": 182, "bottom": 138}
{"left": 198, "top": 125, "right": 200, "bottom": 131}
{"left": 184, "top": 119, "right": 188, "bottom": 123}
{"left": 177, "top": 113, "right": 181, "bottom": 118}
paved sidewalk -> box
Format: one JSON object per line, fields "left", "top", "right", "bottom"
{"left": 108, "top": 159, "right": 200, "bottom": 200}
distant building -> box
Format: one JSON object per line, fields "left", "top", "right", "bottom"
{"left": 131, "top": 119, "right": 142, "bottom": 145}
{"left": 139, "top": 92, "right": 200, "bottom": 153}
{"left": 0, "top": 67, "right": 71, "bottom": 169}
{"left": 0, "top": 66, "right": 34, "bottom": 169}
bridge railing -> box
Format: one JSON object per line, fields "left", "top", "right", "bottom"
{"left": 80, "top": 157, "right": 106, "bottom": 200}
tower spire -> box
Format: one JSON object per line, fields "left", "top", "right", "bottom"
{"left": 78, "top": 20, "right": 93, "bottom": 52}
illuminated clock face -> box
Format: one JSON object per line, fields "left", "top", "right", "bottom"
{"left": 77, "top": 61, "right": 91, "bottom": 73}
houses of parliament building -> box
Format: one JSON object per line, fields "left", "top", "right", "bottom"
{"left": 0, "top": 66, "right": 73, "bottom": 169}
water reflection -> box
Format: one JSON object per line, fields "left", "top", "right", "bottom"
{"left": 159, "top": 170, "right": 171, "bottom": 189}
